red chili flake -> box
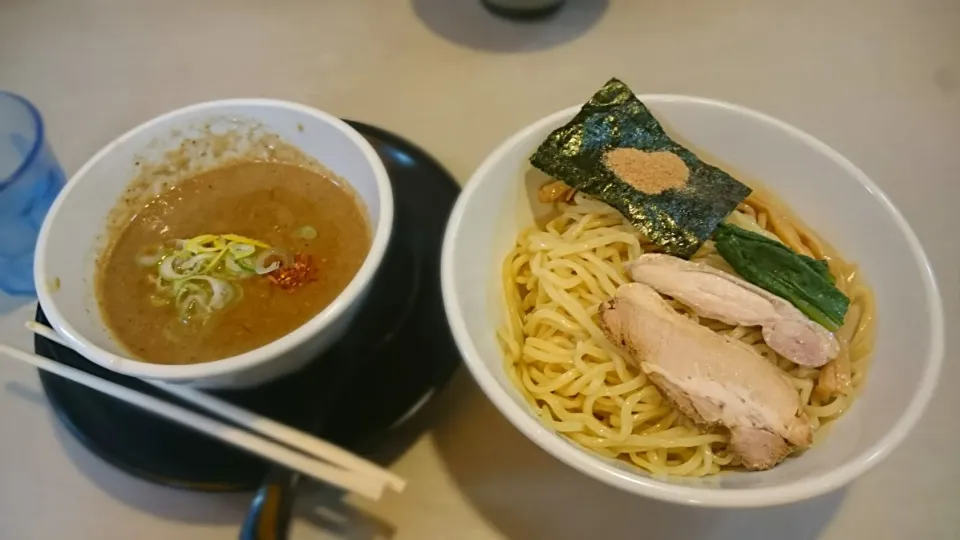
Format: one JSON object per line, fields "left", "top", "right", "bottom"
{"left": 267, "top": 253, "right": 317, "bottom": 290}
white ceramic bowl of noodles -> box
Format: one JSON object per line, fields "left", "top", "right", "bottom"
{"left": 441, "top": 95, "right": 944, "bottom": 507}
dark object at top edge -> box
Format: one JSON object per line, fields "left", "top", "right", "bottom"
{"left": 481, "top": 0, "right": 565, "bottom": 20}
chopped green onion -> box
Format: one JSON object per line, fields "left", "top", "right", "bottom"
{"left": 225, "top": 255, "right": 252, "bottom": 276}
{"left": 160, "top": 254, "right": 201, "bottom": 280}
{"left": 136, "top": 244, "right": 165, "bottom": 267}
{"left": 180, "top": 252, "right": 217, "bottom": 272}
{"left": 140, "top": 233, "right": 275, "bottom": 325}
{"left": 254, "top": 248, "right": 291, "bottom": 275}
{"left": 296, "top": 225, "right": 317, "bottom": 240}
{"left": 229, "top": 243, "right": 256, "bottom": 259}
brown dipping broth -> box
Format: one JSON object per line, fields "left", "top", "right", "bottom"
{"left": 97, "top": 161, "right": 371, "bottom": 364}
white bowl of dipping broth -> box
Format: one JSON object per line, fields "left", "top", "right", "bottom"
{"left": 36, "top": 100, "right": 393, "bottom": 389}
{"left": 441, "top": 96, "right": 943, "bottom": 507}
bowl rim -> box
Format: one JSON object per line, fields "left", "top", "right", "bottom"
{"left": 440, "top": 95, "right": 944, "bottom": 507}
{"left": 35, "top": 98, "right": 395, "bottom": 381}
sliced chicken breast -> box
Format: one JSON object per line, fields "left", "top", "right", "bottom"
{"left": 599, "top": 283, "right": 813, "bottom": 470}
{"left": 625, "top": 254, "right": 839, "bottom": 368}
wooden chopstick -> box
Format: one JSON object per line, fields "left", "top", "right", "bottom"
{"left": 0, "top": 342, "right": 386, "bottom": 501}
{"left": 155, "top": 382, "right": 407, "bottom": 492}
{"left": 25, "top": 321, "right": 406, "bottom": 493}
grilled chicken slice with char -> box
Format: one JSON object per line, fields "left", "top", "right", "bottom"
{"left": 625, "top": 254, "right": 839, "bottom": 368}
{"left": 599, "top": 283, "right": 813, "bottom": 470}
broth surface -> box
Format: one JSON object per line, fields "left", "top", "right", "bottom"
{"left": 98, "top": 161, "right": 371, "bottom": 364}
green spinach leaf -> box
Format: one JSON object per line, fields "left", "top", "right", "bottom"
{"left": 713, "top": 224, "right": 849, "bottom": 331}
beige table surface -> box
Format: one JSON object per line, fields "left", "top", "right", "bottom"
{"left": 1, "top": 1, "right": 958, "bottom": 538}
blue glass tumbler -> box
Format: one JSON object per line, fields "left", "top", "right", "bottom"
{"left": 0, "top": 92, "right": 66, "bottom": 295}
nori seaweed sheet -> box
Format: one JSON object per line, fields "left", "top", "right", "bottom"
{"left": 530, "top": 78, "right": 752, "bottom": 258}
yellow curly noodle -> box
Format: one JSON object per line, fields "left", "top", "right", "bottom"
{"left": 497, "top": 191, "right": 876, "bottom": 477}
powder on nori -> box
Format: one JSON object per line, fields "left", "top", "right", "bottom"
{"left": 530, "top": 78, "right": 752, "bottom": 258}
